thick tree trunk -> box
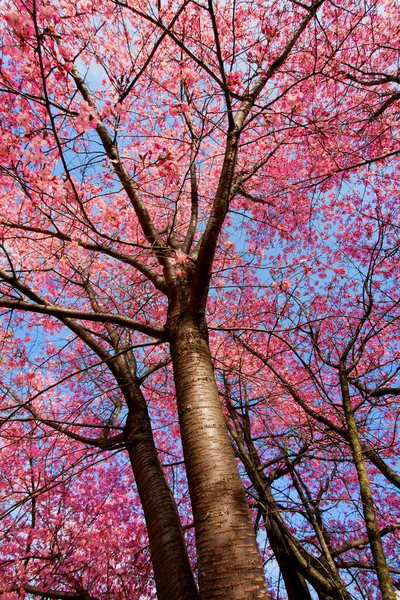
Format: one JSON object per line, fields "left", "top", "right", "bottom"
{"left": 123, "top": 379, "right": 199, "bottom": 600}
{"left": 169, "top": 314, "right": 270, "bottom": 600}
{"left": 339, "top": 368, "right": 396, "bottom": 600}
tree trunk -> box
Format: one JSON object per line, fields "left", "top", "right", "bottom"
{"left": 169, "top": 314, "right": 270, "bottom": 600}
{"left": 260, "top": 488, "right": 353, "bottom": 600}
{"left": 339, "top": 368, "right": 396, "bottom": 600}
{"left": 263, "top": 512, "right": 312, "bottom": 600}
{"left": 225, "top": 398, "right": 312, "bottom": 600}
{"left": 123, "top": 379, "right": 199, "bottom": 600}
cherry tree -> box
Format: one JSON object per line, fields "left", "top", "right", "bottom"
{"left": 220, "top": 190, "right": 400, "bottom": 598}
{"left": 0, "top": 0, "right": 399, "bottom": 598}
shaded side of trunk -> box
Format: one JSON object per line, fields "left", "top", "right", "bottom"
{"left": 339, "top": 368, "right": 395, "bottom": 600}
{"left": 169, "top": 315, "right": 270, "bottom": 600}
{"left": 264, "top": 512, "right": 312, "bottom": 600}
{"left": 225, "top": 397, "right": 312, "bottom": 600}
{"left": 259, "top": 485, "right": 353, "bottom": 600}
{"left": 123, "top": 378, "right": 199, "bottom": 600}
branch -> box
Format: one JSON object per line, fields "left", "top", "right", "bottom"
{"left": 0, "top": 299, "right": 166, "bottom": 339}
{"left": 207, "top": 0, "right": 233, "bottom": 127}
{"left": 182, "top": 84, "right": 200, "bottom": 255}
{"left": 22, "top": 585, "right": 96, "bottom": 600}
{"left": 3, "top": 222, "right": 167, "bottom": 292}
{"left": 349, "top": 378, "right": 400, "bottom": 399}
{"left": 346, "top": 72, "right": 400, "bottom": 86}
{"left": 0, "top": 268, "right": 166, "bottom": 339}
{"left": 235, "top": 336, "right": 400, "bottom": 489}
{"left": 69, "top": 67, "right": 164, "bottom": 252}
{"left": 234, "top": 0, "right": 325, "bottom": 131}
{"left": 114, "top": 0, "right": 227, "bottom": 92}
{"left": 332, "top": 524, "right": 400, "bottom": 557}
{"left": 21, "top": 411, "right": 125, "bottom": 449}
{"left": 118, "top": 1, "right": 190, "bottom": 103}
{"left": 370, "top": 387, "right": 400, "bottom": 398}
{"left": 369, "top": 92, "right": 400, "bottom": 121}
{"left": 336, "top": 561, "right": 400, "bottom": 575}
{"left": 138, "top": 356, "right": 171, "bottom": 383}
{"left": 189, "top": 1, "right": 324, "bottom": 311}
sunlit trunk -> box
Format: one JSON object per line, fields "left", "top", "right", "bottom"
{"left": 169, "top": 314, "right": 270, "bottom": 599}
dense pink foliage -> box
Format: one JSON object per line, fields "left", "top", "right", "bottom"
{"left": 0, "top": 0, "right": 399, "bottom": 597}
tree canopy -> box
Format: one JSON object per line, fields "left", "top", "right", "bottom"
{"left": 0, "top": 0, "right": 399, "bottom": 598}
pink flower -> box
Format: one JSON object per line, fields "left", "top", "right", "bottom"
{"left": 175, "top": 249, "right": 188, "bottom": 264}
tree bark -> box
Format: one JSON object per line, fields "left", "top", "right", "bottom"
{"left": 123, "top": 379, "right": 199, "bottom": 600}
{"left": 261, "top": 488, "right": 352, "bottom": 600}
{"left": 264, "top": 512, "right": 313, "bottom": 600}
{"left": 169, "top": 313, "right": 270, "bottom": 600}
{"left": 339, "top": 367, "right": 396, "bottom": 600}
{"left": 225, "top": 394, "right": 312, "bottom": 600}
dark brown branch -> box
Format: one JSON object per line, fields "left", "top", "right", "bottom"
{"left": 3, "top": 222, "right": 166, "bottom": 292}
{"left": 22, "top": 585, "right": 96, "bottom": 599}
{"left": 69, "top": 67, "right": 164, "bottom": 252}
{"left": 114, "top": 0, "right": 227, "bottom": 92}
{"left": 189, "top": 0, "right": 325, "bottom": 312}
{"left": 336, "top": 561, "right": 400, "bottom": 575}
{"left": 0, "top": 299, "right": 166, "bottom": 339}
{"left": 369, "top": 92, "right": 400, "bottom": 121}
{"left": 118, "top": 1, "right": 190, "bottom": 103}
